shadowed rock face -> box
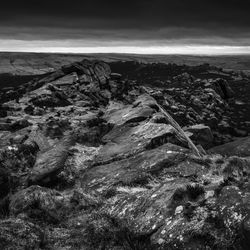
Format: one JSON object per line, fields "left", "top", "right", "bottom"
{"left": 0, "top": 59, "right": 250, "bottom": 249}
{"left": 209, "top": 136, "right": 250, "bottom": 157}
{"left": 184, "top": 124, "right": 214, "bottom": 149}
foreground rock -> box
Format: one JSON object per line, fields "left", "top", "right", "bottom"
{"left": 0, "top": 218, "right": 44, "bottom": 249}
{"left": 0, "top": 59, "right": 250, "bottom": 249}
{"left": 82, "top": 143, "right": 189, "bottom": 193}
{"left": 10, "top": 185, "right": 69, "bottom": 223}
{"left": 93, "top": 121, "right": 186, "bottom": 165}
{"left": 28, "top": 135, "right": 75, "bottom": 185}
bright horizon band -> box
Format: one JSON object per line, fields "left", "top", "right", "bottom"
{"left": 0, "top": 40, "right": 250, "bottom": 55}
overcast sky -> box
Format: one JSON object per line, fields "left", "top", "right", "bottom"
{"left": 1, "top": 0, "right": 250, "bottom": 54}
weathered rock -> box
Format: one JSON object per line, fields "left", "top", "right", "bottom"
{"left": 0, "top": 127, "right": 31, "bottom": 148}
{"left": 10, "top": 185, "right": 68, "bottom": 223}
{"left": 50, "top": 72, "right": 78, "bottom": 87}
{"left": 133, "top": 93, "right": 159, "bottom": 110}
{"left": 99, "top": 179, "right": 201, "bottom": 245}
{"left": 62, "top": 60, "right": 111, "bottom": 85}
{"left": 82, "top": 143, "right": 189, "bottom": 193}
{"left": 0, "top": 58, "right": 250, "bottom": 249}
{"left": 148, "top": 184, "right": 247, "bottom": 249}
{"left": 93, "top": 121, "right": 184, "bottom": 165}
{"left": 0, "top": 218, "right": 44, "bottom": 250}
{"left": 28, "top": 135, "right": 75, "bottom": 184}
{"left": 94, "top": 156, "right": 250, "bottom": 249}
{"left": 10, "top": 119, "right": 31, "bottom": 132}
{"left": 222, "top": 156, "right": 250, "bottom": 183}
{"left": 104, "top": 100, "right": 155, "bottom": 126}
{"left": 212, "top": 78, "right": 234, "bottom": 99}
{"left": 23, "top": 105, "right": 34, "bottom": 115}
{"left": 30, "top": 91, "right": 71, "bottom": 108}
{"left": 210, "top": 136, "right": 250, "bottom": 157}
{"left": 25, "top": 129, "right": 52, "bottom": 152}
{"left": 0, "top": 122, "right": 11, "bottom": 131}
{"left": 76, "top": 118, "right": 112, "bottom": 146}
{"left": 185, "top": 124, "right": 214, "bottom": 149}
{"left": 0, "top": 119, "right": 31, "bottom": 132}
{"left": 42, "top": 117, "right": 71, "bottom": 139}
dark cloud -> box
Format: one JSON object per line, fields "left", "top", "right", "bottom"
{"left": 0, "top": 0, "right": 250, "bottom": 49}
{"left": 1, "top": 0, "right": 250, "bottom": 28}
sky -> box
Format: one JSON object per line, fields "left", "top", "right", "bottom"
{"left": 1, "top": 0, "right": 250, "bottom": 54}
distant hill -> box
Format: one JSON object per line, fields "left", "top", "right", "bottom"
{"left": 0, "top": 52, "right": 250, "bottom": 76}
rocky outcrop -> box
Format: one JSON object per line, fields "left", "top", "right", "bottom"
{"left": 0, "top": 59, "right": 249, "bottom": 249}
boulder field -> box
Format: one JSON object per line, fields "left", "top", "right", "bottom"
{"left": 0, "top": 59, "right": 250, "bottom": 249}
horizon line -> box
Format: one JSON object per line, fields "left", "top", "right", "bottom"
{"left": 0, "top": 50, "right": 250, "bottom": 57}
{"left": 1, "top": 50, "right": 250, "bottom": 57}
{"left": 0, "top": 44, "right": 250, "bottom": 56}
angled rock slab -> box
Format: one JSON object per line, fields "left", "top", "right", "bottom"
{"left": 50, "top": 72, "right": 78, "bottom": 87}
{"left": 93, "top": 121, "right": 183, "bottom": 165}
{"left": 101, "top": 178, "right": 190, "bottom": 236}
{"left": 82, "top": 143, "right": 188, "bottom": 193}
{"left": 104, "top": 101, "right": 155, "bottom": 126}
{"left": 19, "top": 81, "right": 71, "bottom": 108}
{"left": 150, "top": 184, "right": 250, "bottom": 249}
{"left": 133, "top": 93, "right": 159, "bottom": 109}
{"left": 103, "top": 94, "right": 158, "bottom": 127}
{"left": 28, "top": 135, "right": 75, "bottom": 184}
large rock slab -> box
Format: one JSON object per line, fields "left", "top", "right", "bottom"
{"left": 28, "top": 135, "right": 75, "bottom": 184}
{"left": 94, "top": 156, "right": 250, "bottom": 249}
{"left": 93, "top": 121, "right": 184, "bottom": 165}
{"left": 210, "top": 136, "right": 250, "bottom": 157}
{"left": 104, "top": 101, "right": 155, "bottom": 126}
{"left": 50, "top": 72, "right": 78, "bottom": 87}
{"left": 82, "top": 143, "right": 189, "bottom": 193}
{"left": 101, "top": 178, "right": 190, "bottom": 235}
{"left": 19, "top": 83, "right": 71, "bottom": 108}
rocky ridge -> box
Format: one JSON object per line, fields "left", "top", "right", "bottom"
{"left": 0, "top": 59, "right": 250, "bottom": 249}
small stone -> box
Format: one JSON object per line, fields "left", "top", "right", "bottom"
{"left": 175, "top": 205, "right": 184, "bottom": 215}
{"left": 157, "top": 238, "right": 165, "bottom": 244}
